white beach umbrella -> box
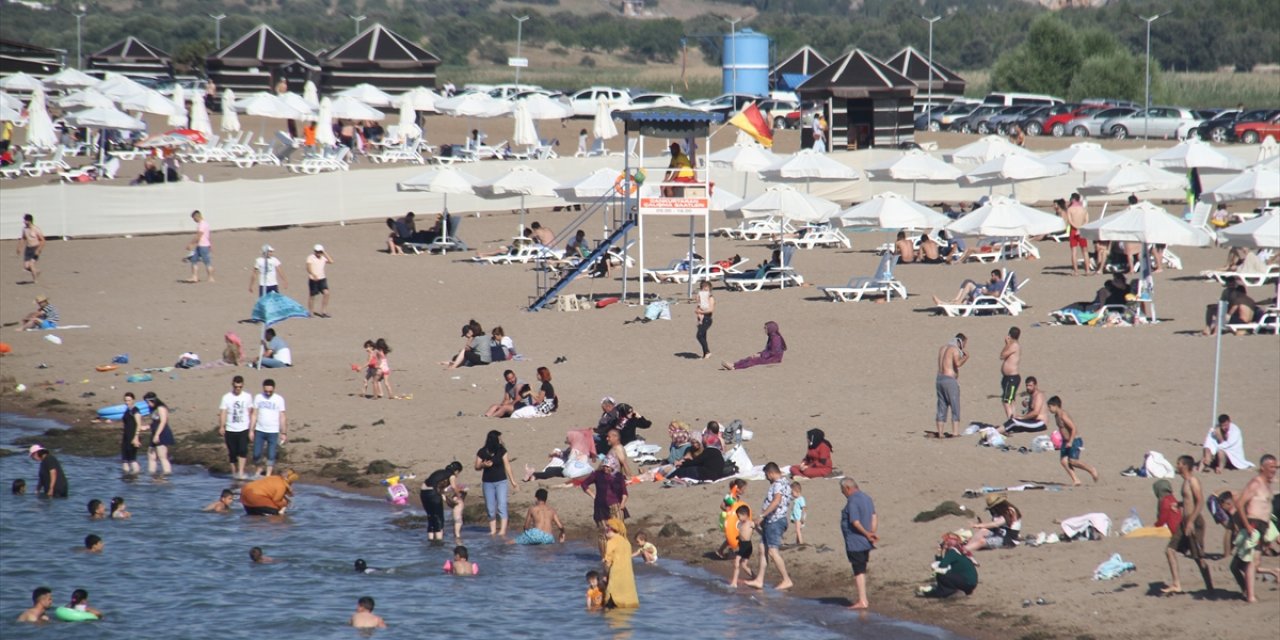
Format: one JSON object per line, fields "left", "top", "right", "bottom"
{"left": 866, "top": 149, "right": 962, "bottom": 200}
{"left": 23, "top": 86, "right": 57, "bottom": 148}
{"left": 960, "top": 154, "right": 1068, "bottom": 198}
{"left": 0, "top": 103, "right": 19, "bottom": 122}
{"left": 315, "top": 97, "right": 336, "bottom": 146}
{"left": 1258, "top": 137, "right": 1279, "bottom": 163}
{"left": 761, "top": 148, "right": 859, "bottom": 192}
{"left": 57, "top": 88, "right": 113, "bottom": 109}
{"left": 1218, "top": 213, "right": 1279, "bottom": 249}
{"left": 0, "top": 92, "right": 21, "bottom": 110}
{"left": 1207, "top": 166, "right": 1280, "bottom": 204}
{"left": 593, "top": 97, "right": 618, "bottom": 140}
{"left": 477, "top": 164, "right": 561, "bottom": 231}
{"left": 337, "top": 83, "right": 396, "bottom": 108}
{"left": 277, "top": 92, "right": 315, "bottom": 120}
{"left": 95, "top": 74, "right": 148, "bottom": 101}
{"left": 709, "top": 142, "right": 780, "bottom": 197}
{"left": 66, "top": 106, "right": 145, "bottom": 130}
{"left": 43, "top": 67, "right": 97, "bottom": 89}
{"left": 511, "top": 100, "right": 539, "bottom": 148}
{"left": 0, "top": 72, "right": 43, "bottom": 92}
{"left": 397, "top": 166, "right": 483, "bottom": 243}
{"left": 235, "top": 92, "right": 303, "bottom": 120}
{"left": 517, "top": 93, "right": 572, "bottom": 120}
{"left": 189, "top": 93, "right": 212, "bottom": 138}
{"left": 405, "top": 87, "right": 440, "bottom": 112}
{"left": 302, "top": 80, "right": 319, "bottom": 109}
{"left": 1077, "top": 201, "right": 1211, "bottom": 246}
{"left": 834, "top": 191, "right": 954, "bottom": 229}
{"left": 398, "top": 95, "right": 421, "bottom": 139}
{"left": 327, "top": 95, "right": 385, "bottom": 121}
{"left": 555, "top": 167, "right": 625, "bottom": 202}
{"left": 709, "top": 187, "right": 743, "bottom": 212}
{"left": 1039, "top": 142, "right": 1131, "bottom": 176}
{"left": 948, "top": 135, "right": 1034, "bottom": 165}
{"left": 167, "top": 84, "right": 187, "bottom": 127}
{"left": 1148, "top": 138, "right": 1245, "bottom": 172}
{"left": 436, "top": 92, "right": 512, "bottom": 118}
{"left": 1081, "top": 163, "right": 1186, "bottom": 195}
{"left": 120, "top": 88, "right": 178, "bottom": 116}
{"left": 728, "top": 184, "right": 840, "bottom": 223}
{"left": 946, "top": 195, "right": 1066, "bottom": 238}
{"left": 220, "top": 88, "right": 241, "bottom": 133}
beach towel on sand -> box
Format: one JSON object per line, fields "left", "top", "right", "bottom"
{"left": 1062, "top": 513, "right": 1111, "bottom": 539}
{"left": 1143, "top": 451, "right": 1175, "bottom": 479}
{"left": 1093, "top": 553, "right": 1135, "bottom": 580}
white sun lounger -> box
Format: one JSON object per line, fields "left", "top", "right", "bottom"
{"left": 1201, "top": 265, "right": 1280, "bottom": 287}
{"left": 784, "top": 224, "right": 852, "bottom": 250}
{"left": 937, "top": 271, "right": 1029, "bottom": 317}
{"left": 1227, "top": 307, "right": 1279, "bottom": 335}
{"left": 821, "top": 253, "right": 907, "bottom": 302}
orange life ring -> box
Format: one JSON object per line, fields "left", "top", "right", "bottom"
{"left": 614, "top": 173, "right": 638, "bottom": 196}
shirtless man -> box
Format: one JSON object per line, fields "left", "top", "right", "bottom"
{"left": 16, "top": 587, "right": 52, "bottom": 623}
{"left": 999, "top": 327, "right": 1022, "bottom": 419}
{"left": 894, "top": 231, "right": 915, "bottom": 264}
{"left": 530, "top": 221, "right": 555, "bottom": 247}
{"left": 1047, "top": 396, "right": 1098, "bottom": 485}
{"left": 516, "top": 488, "right": 566, "bottom": 545}
{"left": 17, "top": 213, "right": 44, "bottom": 284}
{"left": 934, "top": 334, "right": 968, "bottom": 438}
{"left": 1233, "top": 454, "right": 1277, "bottom": 603}
{"left": 1065, "top": 194, "right": 1089, "bottom": 275}
{"left": 1164, "top": 455, "right": 1213, "bottom": 594}
{"left": 916, "top": 233, "right": 945, "bottom": 264}
{"left": 350, "top": 596, "right": 387, "bottom": 629}
{"left": 1000, "top": 376, "right": 1047, "bottom": 434}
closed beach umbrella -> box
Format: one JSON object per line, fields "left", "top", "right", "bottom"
{"left": 43, "top": 67, "right": 97, "bottom": 89}
{"left": 397, "top": 166, "right": 483, "bottom": 243}
{"left": 1218, "top": 213, "right": 1279, "bottom": 249}
{"left": 1148, "top": 138, "right": 1245, "bottom": 172}
{"left": 948, "top": 135, "right": 1033, "bottom": 165}
{"left": 406, "top": 86, "right": 440, "bottom": 112}
{"left": 221, "top": 88, "right": 241, "bottom": 133}
{"left": 1207, "top": 166, "right": 1280, "bottom": 204}
{"left": 65, "top": 106, "right": 145, "bottom": 130}
{"left": 398, "top": 95, "right": 421, "bottom": 139}
{"left": 328, "top": 95, "right": 385, "bottom": 121}
{"left": 120, "top": 88, "right": 178, "bottom": 116}
{"left": 189, "top": 93, "right": 212, "bottom": 138}
{"left": 556, "top": 167, "right": 624, "bottom": 202}
{"left": 511, "top": 100, "right": 539, "bottom": 148}
{"left": 593, "top": 98, "right": 618, "bottom": 140}
{"left": 1081, "top": 163, "right": 1186, "bottom": 195}
{"left": 834, "top": 191, "right": 953, "bottom": 229}
{"left": 167, "top": 84, "right": 187, "bottom": 127}
{"left": 946, "top": 195, "right": 1066, "bottom": 238}
{"left": 0, "top": 72, "right": 42, "bottom": 92}
{"left": 316, "top": 97, "right": 336, "bottom": 146}
{"left": 23, "top": 86, "right": 57, "bottom": 149}
{"left": 337, "top": 83, "right": 396, "bottom": 108}
{"left": 477, "top": 164, "right": 561, "bottom": 232}
{"left": 1077, "top": 200, "right": 1212, "bottom": 246}
{"left": 57, "top": 88, "right": 113, "bottom": 110}
{"left": 437, "top": 92, "right": 511, "bottom": 118}
{"left": 302, "top": 80, "right": 319, "bottom": 110}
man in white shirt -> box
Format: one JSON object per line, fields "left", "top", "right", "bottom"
{"left": 250, "top": 379, "right": 287, "bottom": 477}
{"left": 259, "top": 328, "right": 292, "bottom": 369}
{"left": 249, "top": 244, "right": 288, "bottom": 297}
{"left": 305, "top": 244, "right": 334, "bottom": 318}
{"left": 218, "top": 375, "right": 254, "bottom": 479}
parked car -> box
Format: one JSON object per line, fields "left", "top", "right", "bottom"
{"left": 692, "top": 93, "right": 766, "bottom": 116}
{"left": 980, "top": 92, "right": 1064, "bottom": 107}
{"left": 950, "top": 105, "right": 1004, "bottom": 134}
{"left": 625, "top": 93, "right": 690, "bottom": 109}
{"left": 1234, "top": 113, "right": 1280, "bottom": 144}
{"left": 1101, "top": 107, "right": 1201, "bottom": 140}
{"left": 1175, "top": 110, "right": 1221, "bottom": 141}
{"left": 913, "top": 104, "right": 951, "bottom": 131}
{"left": 1067, "top": 107, "right": 1138, "bottom": 138}
{"left": 486, "top": 84, "right": 544, "bottom": 100}
{"left": 566, "top": 87, "right": 631, "bottom": 117}
{"left": 1195, "top": 109, "right": 1279, "bottom": 143}
{"left": 1036, "top": 104, "right": 1102, "bottom": 137}
{"left": 1012, "top": 105, "right": 1056, "bottom": 136}
{"left": 987, "top": 105, "right": 1037, "bottom": 135}
{"left": 928, "top": 100, "right": 980, "bottom": 132}
{"left": 157, "top": 77, "right": 207, "bottom": 98}
{"left": 756, "top": 98, "right": 798, "bottom": 129}
{"left": 782, "top": 101, "right": 823, "bottom": 130}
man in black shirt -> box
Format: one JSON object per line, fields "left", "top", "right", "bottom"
{"left": 29, "top": 445, "right": 67, "bottom": 498}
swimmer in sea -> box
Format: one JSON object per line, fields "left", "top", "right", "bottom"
{"left": 249, "top": 546, "right": 274, "bottom": 564}
{"left": 82, "top": 535, "right": 103, "bottom": 553}
{"left": 350, "top": 596, "right": 386, "bottom": 629}
{"left": 203, "top": 489, "right": 235, "bottom": 513}
{"left": 68, "top": 589, "right": 104, "bottom": 619}
{"left": 87, "top": 499, "right": 106, "bottom": 520}
{"left": 16, "top": 587, "right": 52, "bottom": 623}
{"left": 444, "top": 545, "right": 477, "bottom": 576}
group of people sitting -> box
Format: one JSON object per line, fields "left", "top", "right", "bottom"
{"left": 385, "top": 211, "right": 450, "bottom": 253}
{"left": 441, "top": 319, "right": 516, "bottom": 369}
{"left": 895, "top": 230, "right": 968, "bottom": 265}
{"left": 483, "top": 366, "right": 557, "bottom": 419}
{"left": 1203, "top": 277, "right": 1264, "bottom": 335}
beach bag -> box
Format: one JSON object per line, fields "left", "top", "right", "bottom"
{"left": 1120, "top": 508, "right": 1143, "bottom": 535}
{"left": 1143, "top": 451, "right": 1175, "bottom": 479}
{"left": 175, "top": 353, "right": 201, "bottom": 369}
{"left": 1031, "top": 435, "right": 1054, "bottom": 452}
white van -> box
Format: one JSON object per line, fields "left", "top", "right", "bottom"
{"left": 981, "top": 92, "right": 1063, "bottom": 107}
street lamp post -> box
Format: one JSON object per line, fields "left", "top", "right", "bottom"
{"left": 512, "top": 15, "right": 530, "bottom": 86}
{"left": 921, "top": 15, "right": 942, "bottom": 117}
{"left": 1138, "top": 12, "right": 1171, "bottom": 140}
{"left": 724, "top": 17, "right": 742, "bottom": 95}
{"left": 73, "top": 6, "right": 86, "bottom": 69}
{"left": 209, "top": 13, "right": 226, "bottom": 50}
{"left": 349, "top": 14, "right": 366, "bottom": 38}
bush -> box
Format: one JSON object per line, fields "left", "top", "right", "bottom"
{"left": 1068, "top": 51, "right": 1151, "bottom": 102}
{"left": 991, "top": 14, "right": 1081, "bottom": 95}
{"left": 579, "top": 55, "right": 596, "bottom": 68}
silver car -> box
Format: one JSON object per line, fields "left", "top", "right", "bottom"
{"left": 1101, "top": 107, "right": 1201, "bottom": 140}
{"left": 1067, "top": 107, "right": 1137, "bottom": 138}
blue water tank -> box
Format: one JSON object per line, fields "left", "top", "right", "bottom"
{"left": 723, "top": 29, "right": 770, "bottom": 97}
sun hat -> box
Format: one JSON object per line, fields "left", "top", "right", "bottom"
{"left": 986, "top": 494, "right": 1008, "bottom": 509}
{"left": 262, "top": 244, "right": 274, "bottom": 252}
{"left": 27, "top": 444, "right": 46, "bottom": 459}
{"left": 35, "top": 295, "right": 48, "bottom": 304}
{"left": 313, "top": 244, "right": 324, "bottom": 252}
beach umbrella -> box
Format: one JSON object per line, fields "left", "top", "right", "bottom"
{"left": 327, "top": 95, "right": 385, "bottom": 121}
{"left": 120, "top": 88, "right": 178, "bottom": 116}
{"left": 220, "top": 89, "right": 241, "bottom": 133}
{"left": 165, "top": 129, "right": 208, "bottom": 144}
{"left": 728, "top": 184, "right": 839, "bottom": 288}
{"left": 1077, "top": 200, "right": 1212, "bottom": 247}
{"left": 555, "top": 167, "right": 625, "bottom": 202}
{"left": 277, "top": 92, "right": 315, "bottom": 120}
{"left": 43, "top": 67, "right": 97, "bottom": 89}
{"left": 250, "top": 290, "right": 310, "bottom": 368}
{"left": 1207, "top": 166, "right": 1280, "bottom": 204}
{"left": 302, "top": 80, "right": 319, "bottom": 110}
{"left": 1258, "top": 137, "right": 1279, "bottom": 163}
{"left": 23, "top": 86, "right": 57, "bottom": 149}
{"left": 436, "top": 92, "right": 511, "bottom": 118}
{"left": 397, "top": 95, "right": 421, "bottom": 139}
{"left": 316, "top": 97, "right": 336, "bottom": 146}
{"left": 477, "top": 164, "right": 561, "bottom": 232}
{"left": 188, "top": 94, "right": 212, "bottom": 138}
{"left": 709, "top": 186, "right": 743, "bottom": 212}
{"left": 709, "top": 142, "right": 780, "bottom": 197}
{"left": 948, "top": 135, "right": 1033, "bottom": 165}
{"left": 0, "top": 103, "right": 19, "bottom": 122}
{"left": 1148, "top": 138, "right": 1245, "bottom": 172}
{"left": 236, "top": 92, "right": 303, "bottom": 120}
{"left": 1039, "top": 142, "right": 1131, "bottom": 177}
{"left": 65, "top": 107, "right": 145, "bottom": 130}
{"left": 947, "top": 195, "right": 1066, "bottom": 238}
{"left": 95, "top": 74, "right": 148, "bottom": 101}
{"left": 337, "top": 83, "right": 396, "bottom": 108}
{"left": 397, "top": 166, "right": 483, "bottom": 247}
{"left": 834, "top": 191, "right": 953, "bottom": 229}
{"left": 1080, "top": 163, "right": 1187, "bottom": 195}
{"left": 1217, "top": 213, "right": 1279, "bottom": 249}
{"left": 517, "top": 93, "right": 572, "bottom": 120}
{"left": 167, "top": 84, "right": 187, "bottom": 127}
{"left": 0, "top": 92, "right": 21, "bottom": 110}
{"left": 760, "top": 148, "right": 859, "bottom": 192}
{"left": 865, "top": 149, "right": 961, "bottom": 200}
{"left": 0, "top": 72, "right": 42, "bottom": 92}
{"left": 58, "top": 88, "right": 113, "bottom": 110}
{"left": 959, "top": 155, "right": 1068, "bottom": 198}
{"left": 511, "top": 100, "right": 539, "bottom": 148}
{"left": 405, "top": 86, "right": 441, "bottom": 112}
{"left": 593, "top": 98, "right": 618, "bottom": 140}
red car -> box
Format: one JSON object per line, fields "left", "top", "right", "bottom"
{"left": 1234, "top": 114, "right": 1280, "bottom": 144}
{"left": 1042, "top": 105, "right": 1108, "bottom": 137}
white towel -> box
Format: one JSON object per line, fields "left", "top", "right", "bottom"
{"left": 1061, "top": 512, "right": 1112, "bottom": 539}
{"left": 1202, "top": 423, "right": 1255, "bottom": 470}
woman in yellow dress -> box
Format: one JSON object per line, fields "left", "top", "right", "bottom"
{"left": 602, "top": 517, "right": 639, "bottom": 608}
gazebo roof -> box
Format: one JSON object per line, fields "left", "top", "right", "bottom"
{"left": 797, "top": 49, "right": 916, "bottom": 99}
{"left": 324, "top": 23, "right": 440, "bottom": 66}
{"left": 210, "top": 24, "right": 319, "bottom": 67}
{"left": 885, "top": 46, "right": 965, "bottom": 93}
{"left": 90, "top": 36, "right": 170, "bottom": 62}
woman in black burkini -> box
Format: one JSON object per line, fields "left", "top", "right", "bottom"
{"left": 668, "top": 439, "right": 727, "bottom": 482}
{"left": 119, "top": 392, "right": 142, "bottom": 476}
{"left": 420, "top": 461, "right": 463, "bottom": 542}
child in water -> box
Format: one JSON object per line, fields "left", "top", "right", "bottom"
{"left": 11, "top": 479, "right": 25, "bottom": 495}
{"left": 110, "top": 497, "right": 130, "bottom": 519}
{"left": 585, "top": 571, "right": 604, "bottom": 610}
{"left": 444, "top": 545, "right": 477, "bottom": 575}
{"left": 632, "top": 532, "right": 658, "bottom": 564}
{"left": 83, "top": 535, "right": 103, "bottom": 553}
{"left": 249, "top": 546, "right": 274, "bottom": 564}
{"left": 68, "top": 589, "right": 104, "bottom": 618}
{"left": 203, "top": 489, "right": 235, "bottom": 513}
{"left": 729, "top": 505, "right": 755, "bottom": 587}
{"left": 87, "top": 499, "right": 106, "bottom": 520}
{"left": 350, "top": 596, "right": 386, "bottom": 629}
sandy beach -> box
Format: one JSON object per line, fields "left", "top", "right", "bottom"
{"left": 1, "top": 121, "right": 1278, "bottom": 640}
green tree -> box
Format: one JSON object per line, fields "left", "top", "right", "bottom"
{"left": 1067, "top": 51, "right": 1150, "bottom": 103}
{"left": 990, "top": 14, "right": 1081, "bottom": 95}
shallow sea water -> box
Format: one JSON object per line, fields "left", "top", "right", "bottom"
{"left": 0, "top": 414, "right": 966, "bottom": 639}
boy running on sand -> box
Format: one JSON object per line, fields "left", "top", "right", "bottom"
{"left": 350, "top": 596, "right": 386, "bottom": 629}
{"left": 1047, "top": 396, "right": 1098, "bottom": 486}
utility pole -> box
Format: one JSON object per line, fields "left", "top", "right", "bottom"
{"left": 73, "top": 5, "right": 86, "bottom": 69}
{"left": 513, "top": 15, "right": 530, "bottom": 86}
{"left": 921, "top": 15, "right": 942, "bottom": 116}
{"left": 209, "top": 13, "right": 226, "bottom": 50}
{"left": 724, "top": 17, "right": 742, "bottom": 95}
{"left": 1137, "top": 12, "right": 1171, "bottom": 140}
{"left": 349, "top": 14, "right": 367, "bottom": 38}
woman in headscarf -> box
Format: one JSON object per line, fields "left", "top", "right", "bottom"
{"left": 583, "top": 458, "right": 629, "bottom": 528}
{"left": 667, "top": 438, "right": 728, "bottom": 482}
{"left": 222, "top": 332, "right": 244, "bottom": 366}
{"left": 721, "top": 321, "right": 786, "bottom": 371}
{"left": 601, "top": 517, "right": 639, "bottom": 608}
{"left": 790, "top": 428, "right": 835, "bottom": 478}
{"left": 666, "top": 421, "right": 693, "bottom": 464}
{"left": 920, "top": 532, "right": 978, "bottom": 598}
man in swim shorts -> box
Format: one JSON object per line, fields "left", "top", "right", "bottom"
{"left": 17, "top": 213, "right": 44, "bottom": 284}
{"left": 1233, "top": 454, "right": 1277, "bottom": 603}
{"left": 1164, "top": 455, "right": 1213, "bottom": 595}
{"left": 934, "top": 334, "right": 968, "bottom": 438}
{"left": 1065, "top": 193, "right": 1089, "bottom": 275}
{"left": 515, "top": 488, "right": 565, "bottom": 545}
{"left": 305, "top": 244, "right": 333, "bottom": 318}
{"left": 999, "top": 327, "right": 1022, "bottom": 419}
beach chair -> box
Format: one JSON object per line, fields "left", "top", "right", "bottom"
{"left": 821, "top": 253, "right": 908, "bottom": 302}
{"left": 738, "top": 217, "right": 797, "bottom": 242}
{"left": 643, "top": 255, "right": 701, "bottom": 282}
{"left": 1048, "top": 304, "right": 1130, "bottom": 326}
{"left": 723, "top": 246, "right": 803, "bottom": 292}
{"left": 937, "top": 271, "right": 1028, "bottom": 317}
{"left": 1227, "top": 307, "right": 1279, "bottom": 335}
{"left": 784, "top": 224, "right": 852, "bottom": 250}
{"left": 24, "top": 147, "right": 69, "bottom": 177}
{"left": 964, "top": 237, "right": 1037, "bottom": 263}
{"left": 668, "top": 257, "right": 750, "bottom": 284}
{"left": 58, "top": 157, "right": 120, "bottom": 182}
{"left": 472, "top": 243, "right": 562, "bottom": 265}
{"left": 404, "top": 215, "right": 468, "bottom": 254}
{"left": 1202, "top": 264, "right": 1280, "bottom": 287}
